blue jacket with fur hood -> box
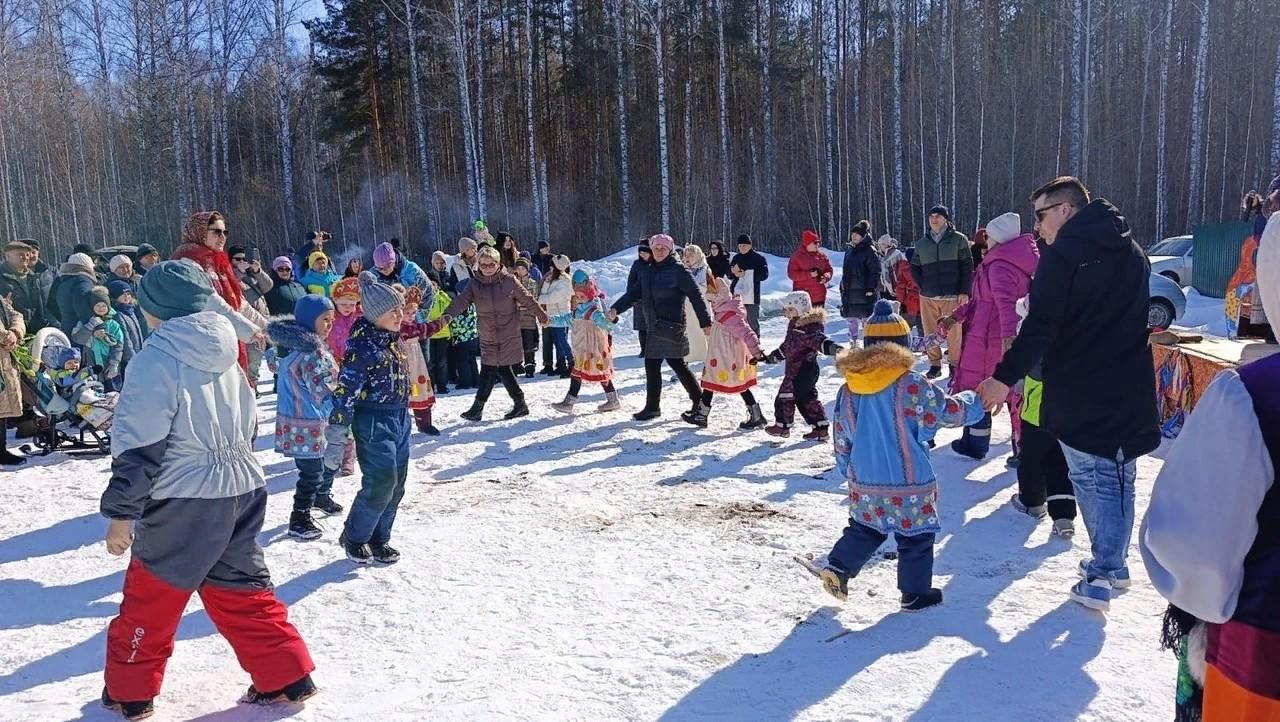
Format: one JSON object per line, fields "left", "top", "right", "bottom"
{"left": 267, "top": 317, "right": 338, "bottom": 458}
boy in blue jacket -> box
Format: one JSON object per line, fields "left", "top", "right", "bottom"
{"left": 268, "top": 294, "right": 341, "bottom": 541}
{"left": 822, "top": 300, "right": 985, "bottom": 611}
{"left": 322, "top": 272, "right": 410, "bottom": 565}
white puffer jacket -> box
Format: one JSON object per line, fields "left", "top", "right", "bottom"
{"left": 538, "top": 275, "right": 573, "bottom": 327}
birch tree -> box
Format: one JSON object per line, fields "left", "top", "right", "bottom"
{"left": 1186, "top": 0, "right": 1211, "bottom": 228}
{"left": 715, "top": 0, "right": 730, "bottom": 240}
{"left": 611, "top": 0, "right": 631, "bottom": 246}
{"left": 1155, "top": 0, "right": 1174, "bottom": 241}
{"left": 890, "top": 0, "right": 904, "bottom": 235}
{"left": 1271, "top": 37, "right": 1280, "bottom": 173}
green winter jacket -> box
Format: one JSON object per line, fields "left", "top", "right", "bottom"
{"left": 910, "top": 227, "right": 974, "bottom": 298}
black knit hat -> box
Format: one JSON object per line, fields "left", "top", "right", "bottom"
{"left": 928, "top": 205, "right": 951, "bottom": 222}
{"left": 736, "top": 233, "right": 752, "bottom": 246}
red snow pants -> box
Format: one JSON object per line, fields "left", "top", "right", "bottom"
{"left": 104, "top": 558, "right": 314, "bottom": 702}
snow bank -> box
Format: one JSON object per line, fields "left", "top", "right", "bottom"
{"left": 1177, "top": 289, "right": 1230, "bottom": 337}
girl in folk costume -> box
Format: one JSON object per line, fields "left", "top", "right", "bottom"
{"left": 328, "top": 276, "right": 361, "bottom": 476}
{"left": 397, "top": 284, "right": 452, "bottom": 435}
{"left": 682, "top": 274, "right": 767, "bottom": 429}
{"left": 876, "top": 234, "right": 920, "bottom": 327}
{"left": 170, "top": 211, "right": 267, "bottom": 379}
{"left": 681, "top": 245, "right": 710, "bottom": 364}
{"left": 550, "top": 270, "right": 621, "bottom": 413}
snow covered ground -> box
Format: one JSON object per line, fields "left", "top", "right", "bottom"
{"left": 0, "top": 253, "right": 1178, "bottom": 721}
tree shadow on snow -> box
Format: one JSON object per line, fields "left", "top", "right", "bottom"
{"left": 0, "top": 570, "right": 123, "bottom": 631}
{"left": 0, "top": 511, "right": 105, "bottom": 565}
{"left": 0, "top": 559, "right": 359, "bottom": 699}
{"left": 660, "top": 503, "right": 1092, "bottom": 719}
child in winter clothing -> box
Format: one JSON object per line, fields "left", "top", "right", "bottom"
{"left": 762, "top": 291, "right": 842, "bottom": 440}
{"left": 300, "top": 251, "right": 341, "bottom": 297}
{"left": 549, "top": 270, "right": 620, "bottom": 413}
{"left": 74, "top": 286, "right": 126, "bottom": 392}
{"left": 448, "top": 280, "right": 480, "bottom": 389}
{"left": 538, "top": 254, "right": 575, "bottom": 375}
{"left": 269, "top": 294, "right": 342, "bottom": 542}
{"left": 321, "top": 272, "right": 411, "bottom": 565}
{"left": 682, "top": 274, "right": 767, "bottom": 429}
{"left": 106, "top": 280, "right": 143, "bottom": 379}
{"left": 327, "top": 276, "right": 361, "bottom": 477}
{"left": 398, "top": 284, "right": 452, "bottom": 435}
{"left": 424, "top": 279, "right": 452, "bottom": 392}
{"left": 101, "top": 261, "right": 315, "bottom": 719}
{"left": 821, "top": 303, "right": 986, "bottom": 611}
{"left": 941, "top": 212, "right": 1039, "bottom": 460}
{"left": 514, "top": 258, "right": 541, "bottom": 377}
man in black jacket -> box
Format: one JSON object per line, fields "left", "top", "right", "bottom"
{"left": 0, "top": 240, "right": 49, "bottom": 333}
{"left": 730, "top": 233, "right": 769, "bottom": 336}
{"left": 910, "top": 205, "right": 973, "bottom": 378}
{"left": 979, "top": 176, "right": 1158, "bottom": 613}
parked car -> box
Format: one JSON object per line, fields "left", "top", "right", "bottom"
{"left": 1146, "top": 235, "right": 1194, "bottom": 287}
{"left": 1148, "top": 272, "right": 1187, "bottom": 330}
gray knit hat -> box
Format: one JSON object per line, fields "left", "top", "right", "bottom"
{"left": 137, "top": 259, "right": 213, "bottom": 321}
{"left": 357, "top": 270, "right": 403, "bottom": 322}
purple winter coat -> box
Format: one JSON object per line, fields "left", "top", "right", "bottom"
{"left": 950, "top": 233, "right": 1039, "bottom": 393}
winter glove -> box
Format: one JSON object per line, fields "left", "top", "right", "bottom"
{"left": 763, "top": 349, "right": 784, "bottom": 364}
{"left": 322, "top": 425, "right": 349, "bottom": 472}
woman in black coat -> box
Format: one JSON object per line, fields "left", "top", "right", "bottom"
{"left": 707, "top": 241, "right": 731, "bottom": 279}
{"left": 839, "top": 220, "right": 883, "bottom": 341}
{"left": 609, "top": 235, "right": 712, "bottom": 421}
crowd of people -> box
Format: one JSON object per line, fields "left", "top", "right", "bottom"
{"left": 1, "top": 172, "right": 1277, "bottom": 720}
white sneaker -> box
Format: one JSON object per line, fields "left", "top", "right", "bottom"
{"left": 597, "top": 392, "right": 621, "bottom": 412}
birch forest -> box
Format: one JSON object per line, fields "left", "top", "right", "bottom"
{"left": 1, "top": 0, "right": 1279, "bottom": 261}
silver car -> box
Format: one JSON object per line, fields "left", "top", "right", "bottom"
{"left": 1147, "top": 235, "right": 1194, "bottom": 287}
{"left": 1148, "top": 272, "right": 1187, "bottom": 329}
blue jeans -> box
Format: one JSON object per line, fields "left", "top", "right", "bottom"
{"left": 1059, "top": 443, "right": 1136, "bottom": 580}
{"left": 343, "top": 404, "right": 410, "bottom": 545}
{"left": 293, "top": 457, "right": 336, "bottom": 510}
{"left": 548, "top": 326, "right": 573, "bottom": 369}
{"left": 828, "top": 521, "right": 936, "bottom": 596}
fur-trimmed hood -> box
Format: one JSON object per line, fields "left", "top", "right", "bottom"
{"left": 266, "top": 317, "right": 326, "bottom": 354}
{"left": 836, "top": 342, "right": 915, "bottom": 394}
{"left": 792, "top": 308, "right": 827, "bottom": 327}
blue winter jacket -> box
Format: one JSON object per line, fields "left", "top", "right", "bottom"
{"left": 329, "top": 317, "right": 408, "bottom": 427}
{"left": 267, "top": 318, "right": 339, "bottom": 458}
{"left": 832, "top": 342, "right": 985, "bottom": 536}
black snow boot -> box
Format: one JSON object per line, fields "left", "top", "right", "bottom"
{"left": 338, "top": 530, "right": 373, "bottom": 564}
{"left": 681, "top": 403, "right": 710, "bottom": 428}
{"left": 102, "top": 688, "right": 155, "bottom": 720}
{"left": 503, "top": 400, "right": 530, "bottom": 420}
{"left": 312, "top": 495, "right": 344, "bottom": 515}
{"left": 739, "top": 403, "right": 767, "bottom": 430}
{"left": 288, "top": 510, "right": 322, "bottom": 541}
{"left": 900, "top": 588, "right": 944, "bottom": 612}
{"left": 240, "top": 673, "right": 319, "bottom": 705}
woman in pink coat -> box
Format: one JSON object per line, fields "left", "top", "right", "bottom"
{"left": 943, "top": 212, "right": 1039, "bottom": 459}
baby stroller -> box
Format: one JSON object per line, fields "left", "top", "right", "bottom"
{"left": 20, "top": 328, "right": 116, "bottom": 455}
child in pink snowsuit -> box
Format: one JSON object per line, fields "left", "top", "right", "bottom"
{"left": 944, "top": 212, "right": 1039, "bottom": 459}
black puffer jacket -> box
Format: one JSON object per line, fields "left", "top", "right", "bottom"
{"left": 839, "top": 241, "right": 882, "bottom": 318}
{"left": 993, "top": 199, "right": 1159, "bottom": 459}
{"left": 612, "top": 255, "right": 712, "bottom": 360}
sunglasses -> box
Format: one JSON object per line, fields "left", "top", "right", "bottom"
{"left": 1033, "top": 202, "right": 1068, "bottom": 221}
{"left": 231, "top": 256, "right": 247, "bottom": 263}
{"left": 208, "top": 227, "right": 229, "bottom": 237}
{"left": 478, "top": 261, "right": 499, "bottom": 269}
{"left": 275, "top": 266, "right": 292, "bottom": 273}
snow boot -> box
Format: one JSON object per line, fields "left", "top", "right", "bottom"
{"left": 540, "top": 366, "right": 556, "bottom": 376}
{"left": 819, "top": 566, "right": 849, "bottom": 601}
{"left": 951, "top": 414, "right": 992, "bottom": 460}
{"left": 369, "top": 542, "right": 401, "bottom": 565}
{"left": 504, "top": 400, "right": 530, "bottom": 420}
{"left": 288, "top": 510, "right": 323, "bottom": 541}
{"left": 681, "top": 403, "right": 710, "bottom": 428}
{"left": 551, "top": 393, "right": 577, "bottom": 414}
{"left": 0, "top": 447, "right": 25, "bottom": 466}
{"left": 739, "top": 403, "right": 767, "bottom": 430}
{"left": 102, "top": 688, "right": 155, "bottom": 720}
{"left": 415, "top": 408, "right": 440, "bottom": 435}
{"left": 524, "top": 363, "right": 536, "bottom": 378}
{"left": 312, "top": 495, "right": 344, "bottom": 515}
{"left": 765, "top": 424, "right": 791, "bottom": 438}
{"left": 633, "top": 407, "right": 661, "bottom": 421}
{"left": 925, "top": 365, "right": 942, "bottom": 379}
{"left": 240, "top": 674, "right": 318, "bottom": 705}
{"left": 802, "top": 425, "right": 830, "bottom": 442}
{"left": 338, "top": 530, "right": 373, "bottom": 564}
{"left": 1010, "top": 493, "right": 1047, "bottom": 520}
{"left": 900, "top": 588, "right": 944, "bottom": 612}
{"left": 1052, "top": 518, "right": 1076, "bottom": 540}
{"left": 1006, "top": 453, "right": 1021, "bottom": 469}
{"left": 597, "top": 392, "right": 622, "bottom": 412}
{"left": 460, "top": 403, "right": 484, "bottom": 422}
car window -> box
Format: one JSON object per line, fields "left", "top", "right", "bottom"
{"left": 1149, "top": 238, "right": 1191, "bottom": 256}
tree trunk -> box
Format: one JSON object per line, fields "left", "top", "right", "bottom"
{"left": 524, "top": 0, "right": 541, "bottom": 242}
{"left": 611, "top": 1, "right": 632, "bottom": 247}
{"left": 1271, "top": 35, "right": 1280, "bottom": 173}
{"left": 1155, "top": 0, "right": 1173, "bottom": 241}
{"left": 716, "top": 0, "right": 731, "bottom": 241}
{"left": 451, "top": 0, "right": 480, "bottom": 221}
{"left": 891, "top": 0, "right": 904, "bottom": 235}
{"left": 405, "top": 0, "right": 438, "bottom": 245}
{"left": 1186, "top": 0, "right": 1211, "bottom": 229}
{"left": 651, "top": 4, "right": 671, "bottom": 234}
{"left": 273, "top": 0, "right": 295, "bottom": 241}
